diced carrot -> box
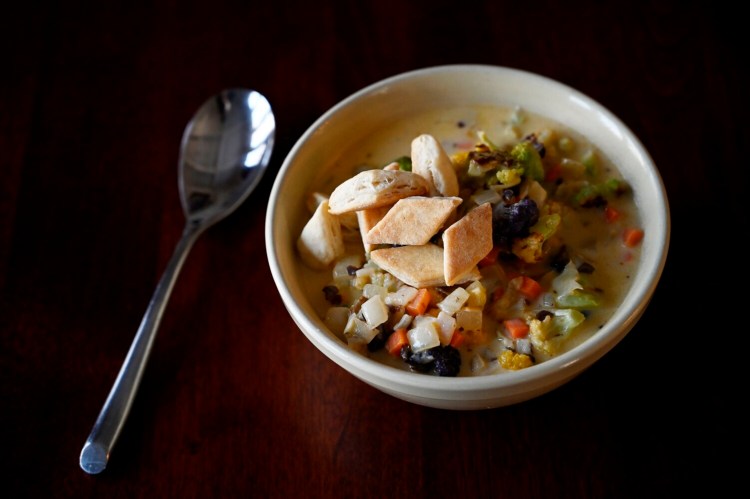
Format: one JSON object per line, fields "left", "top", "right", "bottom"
{"left": 425, "top": 307, "right": 440, "bottom": 318}
{"left": 405, "top": 288, "right": 431, "bottom": 316}
{"left": 386, "top": 328, "right": 409, "bottom": 356}
{"left": 604, "top": 206, "right": 620, "bottom": 223}
{"left": 503, "top": 318, "right": 530, "bottom": 339}
{"left": 479, "top": 246, "right": 501, "bottom": 267}
{"left": 623, "top": 228, "right": 644, "bottom": 247}
{"left": 545, "top": 163, "right": 563, "bottom": 182}
{"left": 449, "top": 330, "right": 465, "bottom": 348}
{"left": 518, "top": 276, "right": 543, "bottom": 301}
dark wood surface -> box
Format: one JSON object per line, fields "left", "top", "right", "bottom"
{"left": 2, "top": 1, "right": 741, "bottom": 497}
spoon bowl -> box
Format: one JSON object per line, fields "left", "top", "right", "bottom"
{"left": 180, "top": 89, "right": 275, "bottom": 226}
{"left": 80, "top": 88, "right": 275, "bottom": 474}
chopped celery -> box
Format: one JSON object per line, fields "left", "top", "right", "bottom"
{"left": 558, "top": 137, "right": 574, "bottom": 153}
{"left": 530, "top": 213, "right": 561, "bottom": 240}
{"left": 510, "top": 141, "right": 544, "bottom": 181}
{"left": 477, "top": 130, "right": 499, "bottom": 150}
{"left": 556, "top": 289, "right": 601, "bottom": 309}
{"left": 552, "top": 261, "right": 583, "bottom": 297}
{"left": 393, "top": 155, "right": 412, "bottom": 171}
{"left": 551, "top": 309, "right": 586, "bottom": 334}
{"left": 573, "top": 183, "right": 601, "bottom": 206}
{"left": 573, "top": 178, "right": 629, "bottom": 206}
{"left": 581, "top": 149, "right": 597, "bottom": 175}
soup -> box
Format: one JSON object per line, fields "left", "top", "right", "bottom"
{"left": 296, "top": 105, "right": 643, "bottom": 377}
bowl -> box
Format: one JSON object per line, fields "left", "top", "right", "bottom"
{"left": 265, "top": 64, "right": 670, "bottom": 410}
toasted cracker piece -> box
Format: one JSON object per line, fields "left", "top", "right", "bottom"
{"left": 328, "top": 169, "right": 430, "bottom": 215}
{"left": 411, "top": 134, "right": 460, "bottom": 197}
{"left": 297, "top": 200, "right": 344, "bottom": 269}
{"left": 308, "top": 191, "right": 358, "bottom": 237}
{"left": 357, "top": 205, "right": 391, "bottom": 254}
{"left": 365, "top": 196, "right": 462, "bottom": 246}
{"left": 370, "top": 244, "right": 480, "bottom": 288}
{"left": 442, "top": 202, "right": 493, "bottom": 285}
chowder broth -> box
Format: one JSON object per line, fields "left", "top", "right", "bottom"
{"left": 297, "top": 105, "right": 642, "bottom": 377}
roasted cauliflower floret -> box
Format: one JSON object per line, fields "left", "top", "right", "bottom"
{"left": 499, "top": 349, "right": 534, "bottom": 370}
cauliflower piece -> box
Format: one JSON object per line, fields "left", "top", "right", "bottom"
{"left": 512, "top": 232, "right": 545, "bottom": 263}
{"left": 499, "top": 350, "right": 534, "bottom": 370}
{"left": 529, "top": 316, "right": 562, "bottom": 358}
{"left": 528, "top": 309, "right": 586, "bottom": 358}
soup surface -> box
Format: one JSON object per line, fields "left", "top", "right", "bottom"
{"left": 296, "top": 106, "right": 643, "bottom": 376}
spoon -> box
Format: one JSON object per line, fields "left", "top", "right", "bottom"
{"left": 79, "top": 89, "right": 275, "bottom": 474}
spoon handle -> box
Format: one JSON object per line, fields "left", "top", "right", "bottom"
{"left": 79, "top": 222, "right": 202, "bottom": 474}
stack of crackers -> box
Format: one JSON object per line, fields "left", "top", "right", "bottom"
{"left": 298, "top": 134, "right": 493, "bottom": 288}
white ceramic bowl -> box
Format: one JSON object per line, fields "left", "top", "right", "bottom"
{"left": 265, "top": 64, "right": 670, "bottom": 410}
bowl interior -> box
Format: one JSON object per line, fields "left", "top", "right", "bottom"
{"left": 266, "top": 65, "right": 670, "bottom": 406}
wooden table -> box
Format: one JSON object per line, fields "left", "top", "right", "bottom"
{"left": 2, "top": 1, "right": 739, "bottom": 497}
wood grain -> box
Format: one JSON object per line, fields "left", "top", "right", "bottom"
{"left": 1, "top": 1, "right": 740, "bottom": 497}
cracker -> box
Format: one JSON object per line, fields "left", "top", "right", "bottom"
{"left": 411, "top": 134, "right": 459, "bottom": 197}
{"left": 442, "top": 202, "right": 493, "bottom": 285}
{"left": 365, "top": 196, "right": 462, "bottom": 246}
{"left": 357, "top": 205, "right": 391, "bottom": 254}
{"left": 296, "top": 200, "right": 345, "bottom": 269}
{"left": 328, "top": 169, "right": 430, "bottom": 215}
{"left": 370, "top": 244, "right": 480, "bottom": 288}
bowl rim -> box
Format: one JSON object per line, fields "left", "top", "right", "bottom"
{"left": 265, "top": 63, "right": 671, "bottom": 396}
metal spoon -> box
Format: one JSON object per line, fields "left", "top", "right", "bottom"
{"left": 79, "top": 89, "right": 275, "bottom": 474}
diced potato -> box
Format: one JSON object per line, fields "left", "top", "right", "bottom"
{"left": 360, "top": 295, "right": 389, "bottom": 328}
{"left": 385, "top": 285, "right": 419, "bottom": 307}
{"left": 344, "top": 315, "right": 379, "bottom": 344}
{"left": 455, "top": 307, "right": 482, "bottom": 332}
{"left": 362, "top": 284, "right": 387, "bottom": 299}
{"left": 465, "top": 281, "right": 487, "bottom": 308}
{"left": 437, "top": 287, "right": 470, "bottom": 315}
{"left": 436, "top": 311, "right": 457, "bottom": 344}
{"left": 407, "top": 321, "right": 440, "bottom": 353}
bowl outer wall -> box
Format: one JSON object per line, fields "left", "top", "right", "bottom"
{"left": 265, "top": 64, "right": 670, "bottom": 409}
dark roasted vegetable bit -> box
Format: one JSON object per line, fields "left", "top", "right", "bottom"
{"left": 536, "top": 310, "right": 554, "bottom": 321}
{"left": 523, "top": 133, "right": 546, "bottom": 158}
{"left": 401, "top": 346, "right": 433, "bottom": 373}
{"left": 401, "top": 345, "right": 461, "bottom": 376}
{"left": 367, "top": 327, "right": 389, "bottom": 352}
{"left": 431, "top": 345, "right": 461, "bottom": 377}
{"left": 492, "top": 198, "right": 539, "bottom": 246}
{"left": 577, "top": 262, "right": 595, "bottom": 274}
{"left": 322, "top": 285, "right": 342, "bottom": 305}
{"left": 550, "top": 246, "right": 570, "bottom": 273}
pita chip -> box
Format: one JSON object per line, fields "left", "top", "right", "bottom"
{"left": 328, "top": 169, "right": 429, "bottom": 215}
{"left": 442, "top": 202, "right": 493, "bottom": 286}
{"left": 365, "top": 196, "right": 462, "bottom": 246}
{"left": 370, "top": 244, "right": 480, "bottom": 289}
{"left": 297, "top": 200, "right": 345, "bottom": 269}
{"left": 357, "top": 205, "right": 391, "bottom": 254}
